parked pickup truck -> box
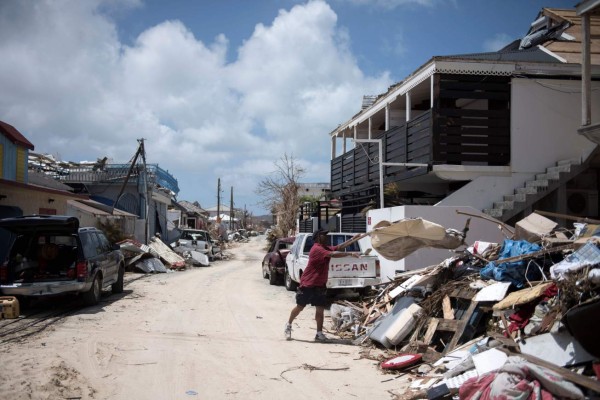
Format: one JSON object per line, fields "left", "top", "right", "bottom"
{"left": 284, "top": 232, "right": 380, "bottom": 293}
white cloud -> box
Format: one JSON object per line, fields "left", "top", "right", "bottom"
{"left": 337, "top": 0, "right": 438, "bottom": 9}
{"left": 0, "top": 0, "right": 392, "bottom": 213}
{"left": 483, "top": 33, "right": 512, "bottom": 52}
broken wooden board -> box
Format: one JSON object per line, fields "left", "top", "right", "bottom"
{"left": 421, "top": 289, "right": 479, "bottom": 355}
{"left": 493, "top": 282, "right": 553, "bottom": 310}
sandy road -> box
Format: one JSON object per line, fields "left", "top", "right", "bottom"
{"left": 0, "top": 236, "right": 403, "bottom": 399}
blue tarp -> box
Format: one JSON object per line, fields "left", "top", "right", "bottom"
{"left": 480, "top": 239, "right": 542, "bottom": 288}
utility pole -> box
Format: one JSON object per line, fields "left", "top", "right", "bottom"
{"left": 112, "top": 139, "right": 149, "bottom": 243}
{"left": 229, "top": 186, "right": 234, "bottom": 231}
{"left": 217, "top": 178, "right": 221, "bottom": 220}
{"left": 139, "top": 139, "right": 149, "bottom": 244}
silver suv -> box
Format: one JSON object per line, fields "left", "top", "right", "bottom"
{"left": 177, "top": 228, "right": 219, "bottom": 260}
{"left": 0, "top": 215, "right": 125, "bottom": 306}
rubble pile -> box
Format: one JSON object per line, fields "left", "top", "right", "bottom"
{"left": 332, "top": 212, "right": 600, "bottom": 399}
{"left": 118, "top": 237, "right": 185, "bottom": 273}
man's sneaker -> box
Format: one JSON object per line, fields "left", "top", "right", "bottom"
{"left": 314, "top": 332, "right": 329, "bottom": 342}
{"left": 284, "top": 323, "right": 292, "bottom": 340}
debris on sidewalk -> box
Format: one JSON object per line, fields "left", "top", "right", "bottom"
{"left": 329, "top": 213, "right": 600, "bottom": 398}
{"left": 118, "top": 238, "right": 183, "bottom": 272}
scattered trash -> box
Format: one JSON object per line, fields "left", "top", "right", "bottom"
{"left": 326, "top": 213, "right": 600, "bottom": 397}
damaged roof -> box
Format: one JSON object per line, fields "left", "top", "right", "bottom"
{"left": 177, "top": 200, "right": 208, "bottom": 215}
{"left": 0, "top": 120, "right": 34, "bottom": 150}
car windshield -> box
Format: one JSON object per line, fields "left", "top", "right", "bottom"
{"left": 328, "top": 234, "right": 359, "bottom": 251}
{"left": 181, "top": 231, "right": 207, "bottom": 241}
{"left": 278, "top": 242, "right": 293, "bottom": 250}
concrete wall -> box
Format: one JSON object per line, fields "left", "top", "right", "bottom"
{"left": 366, "top": 205, "right": 507, "bottom": 282}
{"left": 65, "top": 204, "right": 136, "bottom": 238}
{"left": 0, "top": 182, "right": 76, "bottom": 215}
{"left": 437, "top": 174, "right": 531, "bottom": 211}
{"left": 437, "top": 78, "right": 600, "bottom": 212}
{"left": 511, "top": 78, "right": 599, "bottom": 173}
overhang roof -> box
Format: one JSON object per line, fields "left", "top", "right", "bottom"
{"left": 0, "top": 120, "right": 34, "bottom": 150}
{"left": 330, "top": 7, "right": 600, "bottom": 137}
{"left": 0, "top": 178, "right": 88, "bottom": 199}
{"left": 67, "top": 199, "right": 137, "bottom": 217}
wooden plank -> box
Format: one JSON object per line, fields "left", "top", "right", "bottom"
{"left": 436, "top": 135, "right": 510, "bottom": 145}
{"left": 444, "top": 300, "right": 479, "bottom": 354}
{"left": 435, "top": 144, "right": 510, "bottom": 154}
{"left": 439, "top": 74, "right": 510, "bottom": 83}
{"left": 437, "top": 126, "right": 510, "bottom": 136}
{"left": 422, "top": 319, "right": 439, "bottom": 344}
{"left": 442, "top": 295, "right": 455, "bottom": 320}
{"left": 436, "top": 116, "right": 510, "bottom": 128}
{"left": 440, "top": 89, "right": 510, "bottom": 101}
{"left": 435, "top": 318, "right": 460, "bottom": 331}
{"left": 438, "top": 108, "right": 509, "bottom": 118}
{"left": 439, "top": 81, "right": 510, "bottom": 91}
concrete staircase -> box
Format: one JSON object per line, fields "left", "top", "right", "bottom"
{"left": 483, "top": 158, "right": 587, "bottom": 222}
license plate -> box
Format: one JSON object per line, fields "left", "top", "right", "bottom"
{"left": 338, "top": 279, "right": 353, "bottom": 286}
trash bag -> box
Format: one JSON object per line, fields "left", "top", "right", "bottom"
{"left": 480, "top": 240, "right": 542, "bottom": 288}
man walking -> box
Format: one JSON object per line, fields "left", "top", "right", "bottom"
{"left": 284, "top": 229, "right": 361, "bottom": 342}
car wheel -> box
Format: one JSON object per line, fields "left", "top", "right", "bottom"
{"left": 262, "top": 262, "right": 269, "bottom": 279}
{"left": 83, "top": 274, "right": 101, "bottom": 306}
{"left": 284, "top": 268, "right": 298, "bottom": 292}
{"left": 268, "top": 263, "right": 278, "bottom": 286}
{"left": 112, "top": 265, "right": 124, "bottom": 294}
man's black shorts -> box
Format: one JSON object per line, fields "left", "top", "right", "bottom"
{"left": 296, "top": 286, "right": 327, "bottom": 307}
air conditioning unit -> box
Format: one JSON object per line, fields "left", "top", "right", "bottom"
{"left": 566, "top": 189, "right": 599, "bottom": 217}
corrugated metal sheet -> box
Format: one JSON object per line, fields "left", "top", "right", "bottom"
{"left": 148, "top": 237, "right": 185, "bottom": 268}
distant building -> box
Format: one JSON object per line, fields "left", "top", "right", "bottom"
{"left": 172, "top": 200, "right": 209, "bottom": 230}
{"left": 298, "top": 182, "right": 330, "bottom": 199}
{"left": 27, "top": 142, "right": 179, "bottom": 244}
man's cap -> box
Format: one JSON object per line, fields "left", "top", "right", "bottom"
{"left": 312, "top": 229, "right": 329, "bottom": 241}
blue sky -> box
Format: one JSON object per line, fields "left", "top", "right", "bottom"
{"left": 0, "top": 0, "right": 576, "bottom": 215}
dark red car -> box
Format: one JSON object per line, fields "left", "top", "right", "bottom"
{"left": 261, "top": 236, "right": 295, "bottom": 285}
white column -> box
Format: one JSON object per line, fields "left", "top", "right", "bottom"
{"left": 406, "top": 92, "right": 412, "bottom": 122}
{"left": 430, "top": 75, "right": 434, "bottom": 108}
{"left": 385, "top": 104, "right": 390, "bottom": 131}
{"left": 368, "top": 118, "right": 372, "bottom": 139}
{"left": 331, "top": 135, "right": 336, "bottom": 159}
{"left": 582, "top": 13, "right": 591, "bottom": 126}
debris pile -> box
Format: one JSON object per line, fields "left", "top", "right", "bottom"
{"left": 118, "top": 237, "right": 185, "bottom": 273}
{"left": 332, "top": 212, "right": 600, "bottom": 399}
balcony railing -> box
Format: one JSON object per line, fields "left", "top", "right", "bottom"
{"left": 58, "top": 163, "right": 180, "bottom": 194}
{"left": 331, "top": 110, "right": 434, "bottom": 196}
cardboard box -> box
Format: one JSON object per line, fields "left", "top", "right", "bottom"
{"left": 0, "top": 296, "right": 20, "bottom": 319}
